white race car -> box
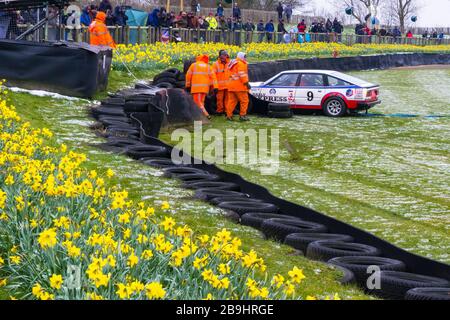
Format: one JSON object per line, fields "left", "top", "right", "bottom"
{"left": 250, "top": 70, "right": 381, "bottom": 117}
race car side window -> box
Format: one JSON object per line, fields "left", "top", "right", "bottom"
{"left": 299, "top": 74, "right": 325, "bottom": 87}
{"left": 267, "top": 73, "right": 300, "bottom": 87}
{"left": 327, "top": 76, "right": 352, "bottom": 87}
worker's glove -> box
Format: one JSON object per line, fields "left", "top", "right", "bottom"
{"left": 245, "top": 82, "right": 251, "bottom": 90}
{"left": 213, "top": 88, "right": 219, "bottom": 95}
{"left": 185, "top": 87, "right": 191, "bottom": 93}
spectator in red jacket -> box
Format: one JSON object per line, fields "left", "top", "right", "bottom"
{"left": 406, "top": 30, "right": 413, "bottom": 38}
{"left": 297, "top": 19, "right": 306, "bottom": 33}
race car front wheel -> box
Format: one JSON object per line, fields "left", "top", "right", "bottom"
{"left": 322, "top": 97, "right": 347, "bottom": 117}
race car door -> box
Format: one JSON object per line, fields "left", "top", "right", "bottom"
{"left": 260, "top": 73, "right": 300, "bottom": 105}
{"left": 295, "top": 73, "right": 327, "bottom": 108}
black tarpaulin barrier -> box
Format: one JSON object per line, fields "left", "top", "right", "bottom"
{"left": 154, "top": 88, "right": 208, "bottom": 129}
{"left": 131, "top": 124, "right": 450, "bottom": 281}
{"left": 0, "top": 39, "right": 112, "bottom": 98}
{"left": 248, "top": 53, "right": 450, "bottom": 81}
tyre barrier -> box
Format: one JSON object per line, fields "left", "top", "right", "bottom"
{"left": 370, "top": 271, "right": 450, "bottom": 300}
{"left": 106, "top": 138, "right": 144, "bottom": 148}
{"left": 268, "top": 110, "right": 293, "bottom": 119}
{"left": 306, "top": 241, "right": 381, "bottom": 262}
{"left": 332, "top": 265, "right": 356, "bottom": 285}
{"left": 194, "top": 189, "right": 251, "bottom": 201}
{"left": 90, "top": 82, "right": 450, "bottom": 300}
{"left": 183, "top": 181, "right": 241, "bottom": 191}
{"left": 125, "top": 145, "right": 169, "bottom": 160}
{"left": 142, "top": 158, "right": 187, "bottom": 169}
{"left": 218, "top": 201, "right": 279, "bottom": 216}
{"left": 175, "top": 173, "right": 221, "bottom": 183}
{"left": 152, "top": 68, "right": 185, "bottom": 89}
{"left": 261, "top": 218, "right": 328, "bottom": 242}
{"left": 241, "top": 212, "right": 299, "bottom": 229}
{"left": 98, "top": 115, "right": 131, "bottom": 124}
{"left": 163, "top": 166, "right": 208, "bottom": 178}
{"left": 405, "top": 287, "right": 450, "bottom": 301}
{"left": 328, "top": 256, "right": 406, "bottom": 289}
{"left": 209, "top": 196, "right": 264, "bottom": 206}
{"left": 105, "top": 126, "right": 140, "bottom": 138}
{"left": 284, "top": 233, "right": 354, "bottom": 254}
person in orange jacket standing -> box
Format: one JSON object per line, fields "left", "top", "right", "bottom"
{"left": 212, "top": 50, "right": 230, "bottom": 115}
{"left": 226, "top": 52, "right": 250, "bottom": 121}
{"left": 186, "top": 54, "right": 218, "bottom": 119}
{"left": 89, "top": 11, "right": 116, "bottom": 48}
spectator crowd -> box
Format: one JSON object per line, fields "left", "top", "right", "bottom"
{"left": 0, "top": 0, "right": 448, "bottom": 45}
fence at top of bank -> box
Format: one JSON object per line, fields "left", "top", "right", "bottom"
{"left": 27, "top": 24, "right": 450, "bottom": 47}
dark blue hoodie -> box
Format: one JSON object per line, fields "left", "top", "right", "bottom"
{"left": 147, "top": 8, "right": 160, "bottom": 27}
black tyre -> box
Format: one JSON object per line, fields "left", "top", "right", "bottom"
{"left": 261, "top": 218, "right": 327, "bottom": 242}
{"left": 92, "top": 106, "right": 126, "bottom": 118}
{"left": 176, "top": 73, "right": 186, "bottom": 81}
{"left": 156, "top": 82, "right": 174, "bottom": 89}
{"left": 163, "top": 166, "right": 208, "bottom": 178}
{"left": 328, "top": 256, "right": 406, "bottom": 288}
{"left": 164, "top": 68, "right": 181, "bottom": 76}
{"left": 98, "top": 116, "right": 130, "bottom": 124}
{"left": 306, "top": 241, "right": 381, "bottom": 262}
{"left": 125, "top": 145, "right": 169, "bottom": 160}
{"left": 154, "top": 71, "right": 177, "bottom": 82}
{"left": 105, "top": 126, "right": 140, "bottom": 138}
{"left": 372, "top": 271, "right": 450, "bottom": 300}
{"left": 332, "top": 265, "right": 356, "bottom": 285}
{"left": 101, "top": 97, "right": 125, "bottom": 105}
{"left": 194, "top": 189, "right": 249, "bottom": 201}
{"left": 284, "top": 233, "right": 354, "bottom": 253}
{"left": 100, "top": 119, "right": 131, "bottom": 127}
{"left": 154, "top": 77, "right": 177, "bottom": 85}
{"left": 322, "top": 97, "right": 347, "bottom": 117}
{"left": 183, "top": 181, "right": 240, "bottom": 191}
{"left": 210, "top": 197, "right": 264, "bottom": 206}
{"left": 134, "top": 83, "right": 151, "bottom": 90}
{"left": 124, "top": 101, "right": 149, "bottom": 113}
{"left": 268, "top": 103, "right": 291, "bottom": 112}
{"left": 240, "top": 212, "right": 299, "bottom": 229}
{"left": 405, "top": 287, "right": 450, "bottom": 301}
{"left": 218, "top": 201, "right": 278, "bottom": 216}
{"left": 175, "top": 81, "right": 186, "bottom": 88}
{"left": 143, "top": 158, "right": 188, "bottom": 169}
{"left": 268, "top": 110, "right": 293, "bottom": 118}
{"left": 175, "top": 173, "right": 221, "bottom": 183}
{"left": 106, "top": 138, "right": 143, "bottom": 148}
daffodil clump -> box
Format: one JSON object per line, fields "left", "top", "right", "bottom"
{"left": 113, "top": 42, "right": 450, "bottom": 71}
{"left": 0, "top": 90, "right": 337, "bottom": 300}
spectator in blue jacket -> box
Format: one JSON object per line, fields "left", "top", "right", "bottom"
{"left": 265, "top": 19, "right": 274, "bottom": 42}
{"left": 147, "top": 8, "right": 160, "bottom": 27}
{"left": 216, "top": 3, "right": 224, "bottom": 17}
{"left": 257, "top": 19, "right": 265, "bottom": 42}
{"left": 232, "top": 3, "right": 241, "bottom": 19}
{"left": 113, "top": 6, "right": 128, "bottom": 26}
{"left": 80, "top": 6, "right": 91, "bottom": 27}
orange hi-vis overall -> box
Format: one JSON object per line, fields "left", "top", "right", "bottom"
{"left": 89, "top": 12, "right": 116, "bottom": 48}
{"left": 186, "top": 55, "right": 218, "bottom": 116}
{"left": 212, "top": 58, "right": 230, "bottom": 113}
{"left": 226, "top": 57, "right": 249, "bottom": 117}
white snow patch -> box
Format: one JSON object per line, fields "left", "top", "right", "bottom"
{"left": 6, "top": 86, "right": 85, "bottom": 101}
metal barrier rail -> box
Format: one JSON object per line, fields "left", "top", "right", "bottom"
{"left": 14, "top": 24, "right": 450, "bottom": 46}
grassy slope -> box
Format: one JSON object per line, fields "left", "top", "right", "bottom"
{"left": 1, "top": 69, "right": 371, "bottom": 299}
{"left": 160, "top": 68, "right": 450, "bottom": 264}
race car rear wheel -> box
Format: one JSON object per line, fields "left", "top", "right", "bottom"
{"left": 322, "top": 97, "right": 347, "bottom": 117}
